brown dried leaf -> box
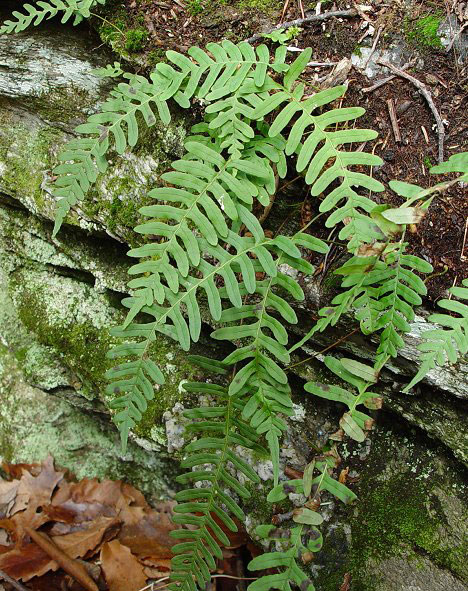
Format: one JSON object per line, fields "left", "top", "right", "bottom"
{"left": 12, "top": 456, "right": 64, "bottom": 516}
{"left": 0, "top": 516, "right": 116, "bottom": 581}
{"left": 101, "top": 540, "right": 147, "bottom": 591}
{"left": 0, "top": 480, "right": 20, "bottom": 518}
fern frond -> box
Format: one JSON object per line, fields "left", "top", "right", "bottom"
{"left": 52, "top": 70, "right": 176, "bottom": 236}
{"left": 211, "top": 232, "right": 328, "bottom": 485}
{"left": 0, "top": 0, "right": 105, "bottom": 33}
{"left": 169, "top": 380, "right": 261, "bottom": 591}
{"left": 403, "top": 278, "right": 468, "bottom": 392}
{"left": 158, "top": 41, "right": 287, "bottom": 109}
{"left": 305, "top": 356, "right": 380, "bottom": 442}
{"left": 335, "top": 247, "right": 433, "bottom": 369}
{"left": 251, "top": 50, "right": 384, "bottom": 250}
{"left": 106, "top": 232, "right": 304, "bottom": 451}
{"left": 248, "top": 525, "right": 317, "bottom": 591}
{"left": 249, "top": 457, "right": 356, "bottom": 590}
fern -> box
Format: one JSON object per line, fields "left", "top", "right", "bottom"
{"left": 52, "top": 70, "right": 181, "bottom": 236}
{"left": 248, "top": 458, "right": 356, "bottom": 590}
{"left": 0, "top": 0, "right": 105, "bottom": 33}
{"left": 106, "top": 231, "right": 308, "bottom": 450}
{"left": 305, "top": 356, "right": 381, "bottom": 442}
{"left": 251, "top": 49, "right": 385, "bottom": 251}
{"left": 403, "top": 279, "right": 468, "bottom": 391}
{"left": 336, "top": 245, "right": 433, "bottom": 369}
{"left": 169, "top": 378, "right": 263, "bottom": 591}
{"left": 208, "top": 232, "right": 327, "bottom": 485}
{"left": 248, "top": 525, "right": 318, "bottom": 591}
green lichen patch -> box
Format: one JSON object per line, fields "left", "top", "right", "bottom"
{"left": 0, "top": 347, "right": 175, "bottom": 497}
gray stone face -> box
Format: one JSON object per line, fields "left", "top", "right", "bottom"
{"left": 0, "top": 12, "right": 466, "bottom": 591}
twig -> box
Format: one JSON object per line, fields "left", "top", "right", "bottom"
{"left": 287, "top": 327, "right": 361, "bottom": 370}
{"left": 386, "top": 98, "right": 401, "bottom": 143}
{"left": 245, "top": 8, "right": 358, "bottom": 43}
{"left": 280, "top": 0, "right": 290, "bottom": 23}
{"left": 0, "top": 569, "right": 30, "bottom": 591}
{"left": 362, "top": 62, "right": 412, "bottom": 93}
{"left": 24, "top": 527, "right": 98, "bottom": 591}
{"left": 461, "top": 217, "right": 468, "bottom": 262}
{"left": 377, "top": 60, "right": 445, "bottom": 162}
{"left": 362, "top": 26, "right": 383, "bottom": 70}
{"left": 298, "top": 0, "right": 305, "bottom": 19}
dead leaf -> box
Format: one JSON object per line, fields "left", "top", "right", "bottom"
{"left": 0, "top": 517, "right": 116, "bottom": 581}
{"left": 0, "top": 480, "right": 20, "bottom": 518}
{"left": 12, "top": 456, "right": 64, "bottom": 516}
{"left": 339, "top": 467, "right": 349, "bottom": 484}
{"left": 101, "top": 540, "right": 147, "bottom": 591}
{"left": 118, "top": 512, "right": 175, "bottom": 558}
{"left": 25, "top": 526, "right": 98, "bottom": 591}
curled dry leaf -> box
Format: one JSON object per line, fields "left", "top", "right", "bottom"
{"left": 101, "top": 540, "right": 147, "bottom": 591}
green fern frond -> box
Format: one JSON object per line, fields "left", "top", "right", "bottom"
{"left": 0, "top": 0, "right": 105, "bottom": 33}
{"left": 169, "top": 380, "right": 261, "bottom": 591}
{"left": 305, "top": 356, "right": 380, "bottom": 442}
{"left": 251, "top": 49, "right": 384, "bottom": 250}
{"left": 52, "top": 70, "right": 177, "bottom": 236}
{"left": 106, "top": 232, "right": 307, "bottom": 451}
{"left": 248, "top": 457, "right": 356, "bottom": 590}
{"left": 210, "top": 232, "right": 328, "bottom": 485}
{"left": 403, "top": 278, "right": 468, "bottom": 392}
{"left": 335, "top": 247, "right": 433, "bottom": 369}
{"left": 158, "top": 41, "right": 287, "bottom": 108}
{"left": 248, "top": 525, "right": 318, "bottom": 591}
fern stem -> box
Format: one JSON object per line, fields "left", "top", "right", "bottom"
{"left": 88, "top": 12, "right": 124, "bottom": 35}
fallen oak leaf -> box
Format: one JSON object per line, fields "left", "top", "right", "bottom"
{"left": 24, "top": 527, "right": 98, "bottom": 591}
{"left": 101, "top": 540, "right": 147, "bottom": 591}
{"left": 0, "top": 481, "right": 20, "bottom": 519}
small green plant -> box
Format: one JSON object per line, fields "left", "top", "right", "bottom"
{"left": 187, "top": 0, "right": 204, "bottom": 15}
{"left": 406, "top": 14, "right": 443, "bottom": 49}
{"left": 262, "top": 26, "right": 302, "bottom": 45}
{"left": 2, "top": 7, "right": 467, "bottom": 591}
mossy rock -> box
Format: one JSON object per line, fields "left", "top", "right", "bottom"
{"left": 315, "top": 418, "right": 467, "bottom": 591}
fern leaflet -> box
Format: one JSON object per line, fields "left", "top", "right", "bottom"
{"left": 0, "top": 0, "right": 105, "bottom": 33}
{"left": 403, "top": 279, "right": 468, "bottom": 391}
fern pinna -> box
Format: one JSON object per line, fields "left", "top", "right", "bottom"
{"left": 0, "top": 0, "right": 105, "bottom": 34}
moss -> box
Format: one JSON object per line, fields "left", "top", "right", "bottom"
{"left": 125, "top": 29, "right": 148, "bottom": 52}
{"left": 347, "top": 455, "right": 467, "bottom": 587}
{"left": 405, "top": 14, "right": 443, "bottom": 49}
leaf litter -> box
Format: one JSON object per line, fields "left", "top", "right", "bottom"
{"left": 0, "top": 457, "right": 252, "bottom": 591}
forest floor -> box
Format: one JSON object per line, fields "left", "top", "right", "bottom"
{"left": 97, "top": 0, "right": 467, "bottom": 305}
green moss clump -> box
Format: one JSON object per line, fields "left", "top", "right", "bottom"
{"left": 125, "top": 29, "right": 148, "bottom": 52}
{"left": 349, "top": 475, "right": 466, "bottom": 587}
{"left": 406, "top": 14, "right": 443, "bottom": 49}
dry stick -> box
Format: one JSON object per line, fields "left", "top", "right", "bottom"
{"left": 244, "top": 8, "right": 358, "bottom": 43}
{"left": 24, "top": 526, "right": 98, "bottom": 591}
{"left": 362, "top": 25, "right": 383, "bottom": 71}
{"left": 445, "top": 21, "right": 468, "bottom": 53}
{"left": 0, "top": 569, "right": 31, "bottom": 591}
{"left": 376, "top": 60, "right": 445, "bottom": 162}
{"left": 386, "top": 98, "right": 401, "bottom": 143}
{"left": 362, "top": 62, "right": 412, "bottom": 93}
